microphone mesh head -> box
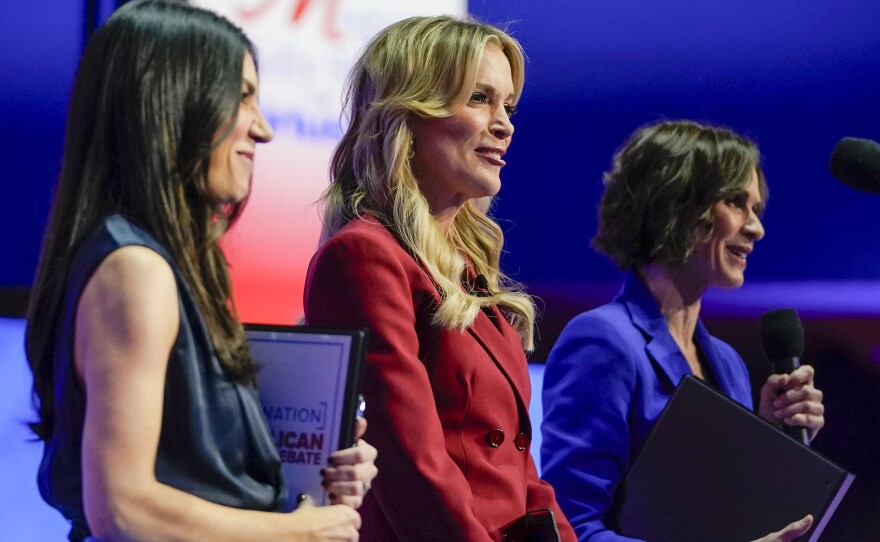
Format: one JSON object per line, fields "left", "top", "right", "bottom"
{"left": 760, "top": 309, "right": 804, "bottom": 359}
{"left": 829, "top": 137, "right": 880, "bottom": 194}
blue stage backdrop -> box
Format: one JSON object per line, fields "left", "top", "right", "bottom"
{"left": 467, "top": 0, "right": 880, "bottom": 285}
{"left": 2, "top": 1, "right": 879, "bottom": 289}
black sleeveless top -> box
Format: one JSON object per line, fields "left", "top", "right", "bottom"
{"left": 38, "top": 215, "right": 286, "bottom": 541}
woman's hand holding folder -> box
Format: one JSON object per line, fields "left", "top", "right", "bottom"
{"left": 322, "top": 418, "right": 378, "bottom": 510}
{"left": 751, "top": 515, "right": 813, "bottom": 542}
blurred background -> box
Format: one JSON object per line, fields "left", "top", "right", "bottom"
{"left": 2, "top": 0, "right": 878, "bottom": 539}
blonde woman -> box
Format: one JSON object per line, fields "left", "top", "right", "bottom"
{"left": 304, "top": 15, "right": 575, "bottom": 542}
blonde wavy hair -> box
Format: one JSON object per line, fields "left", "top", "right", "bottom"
{"left": 321, "top": 15, "right": 537, "bottom": 350}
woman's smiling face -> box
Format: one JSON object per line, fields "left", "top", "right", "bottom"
{"left": 207, "top": 53, "right": 274, "bottom": 204}
{"left": 409, "top": 43, "right": 517, "bottom": 228}
{"left": 687, "top": 170, "right": 766, "bottom": 289}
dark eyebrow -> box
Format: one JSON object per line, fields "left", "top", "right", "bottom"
{"left": 740, "top": 190, "right": 766, "bottom": 216}
{"left": 726, "top": 190, "right": 765, "bottom": 215}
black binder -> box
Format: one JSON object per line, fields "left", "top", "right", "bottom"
{"left": 612, "top": 376, "right": 853, "bottom": 542}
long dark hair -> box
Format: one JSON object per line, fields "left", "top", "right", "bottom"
{"left": 27, "top": 0, "right": 258, "bottom": 440}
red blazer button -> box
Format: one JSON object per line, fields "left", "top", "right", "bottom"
{"left": 514, "top": 433, "right": 529, "bottom": 451}
{"left": 486, "top": 429, "right": 505, "bottom": 447}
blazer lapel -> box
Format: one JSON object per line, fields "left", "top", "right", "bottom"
{"left": 621, "top": 271, "right": 693, "bottom": 389}
{"left": 694, "top": 321, "right": 740, "bottom": 398}
{"left": 466, "top": 306, "right": 532, "bottom": 425}
{"left": 635, "top": 308, "right": 693, "bottom": 389}
{"left": 405, "top": 248, "right": 532, "bottom": 423}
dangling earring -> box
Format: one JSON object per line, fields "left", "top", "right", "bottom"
{"left": 408, "top": 139, "right": 416, "bottom": 160}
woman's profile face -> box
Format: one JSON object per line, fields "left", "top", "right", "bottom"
{"left": 686, "top": 170, "right": 765, "bottom": 289}
{"left": 207, "top": 53, "right": 273, "bottom": 204}
{"left": 409, "top": 43, "right": 516, "bottom": 221}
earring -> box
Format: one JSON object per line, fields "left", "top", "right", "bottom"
{"left": 408, "top": 139, "right": 416, "bottom": 160}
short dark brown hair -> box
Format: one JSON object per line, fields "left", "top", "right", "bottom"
{"left": 593, "top": 120, "right": 767, "bottom": 269}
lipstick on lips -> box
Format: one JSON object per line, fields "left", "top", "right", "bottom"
{"left": 475, "top": 146, "right": 506, "bottom": 166}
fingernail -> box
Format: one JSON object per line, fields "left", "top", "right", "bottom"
{"left": 296, "top": 493, "right": 309, "bottom": 505}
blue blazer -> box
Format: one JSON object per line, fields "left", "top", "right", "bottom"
{"left": 540, "top": 270, "right": 753, "bottom": 542}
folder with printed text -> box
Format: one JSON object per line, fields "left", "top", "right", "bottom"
{"left": 246, "top": 324, "right": 367, "bottom": 510}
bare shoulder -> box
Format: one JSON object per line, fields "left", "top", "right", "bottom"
{"left": 94, "top": 244, "right": 175, "bottom": 287}
{"left": 76, "top": 245, "right": 179, "bottom": 377}
{"left": 84, "top": 246, "right": 178, "bottom": 321}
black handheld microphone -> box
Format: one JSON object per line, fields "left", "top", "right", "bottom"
{"left": 829, "top": 137, "right": 880, "bottom": 194}
{"left": 759, "top": 308, "right": 810, "bottom": 446}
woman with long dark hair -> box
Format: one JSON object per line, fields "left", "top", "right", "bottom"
{"left": 27, "top": 2, "right": 375, "bottom": 540}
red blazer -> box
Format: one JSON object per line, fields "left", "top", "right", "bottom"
{"left": 304, "top": 215, "right": 575, "bottom": 542}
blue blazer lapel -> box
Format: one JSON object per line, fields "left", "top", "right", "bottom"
{"left": 694, "top": 321, "right": 739, "bottom": 398}
{"left": 621, "top": 271, "right": 693, "bottom": 389}
{"left": 631, "top": 305, "right": 693, "bottom": 389}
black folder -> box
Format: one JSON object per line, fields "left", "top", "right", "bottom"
{"left": 612, "top": 375, "right": 853, "bottom": 542}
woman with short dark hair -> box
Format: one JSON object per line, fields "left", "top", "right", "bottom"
{"left": 593, "top": 120, "right": 768, "bottom": 269}
{"left": 541, "top": 120, "right": 824, "bottom": 542}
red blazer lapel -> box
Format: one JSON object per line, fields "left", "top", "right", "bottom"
{"left": 408, "top": 248, "right": 533, "bottom": 428}
{"left": 466, "top": 306, "right": 532, "bottom": 428}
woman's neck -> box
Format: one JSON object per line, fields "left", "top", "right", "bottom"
{"left": 637, "top": 263, "right": 707, "bottom": 349}
{"left": 433, "top": 206, "right": 458, "bottom": 235}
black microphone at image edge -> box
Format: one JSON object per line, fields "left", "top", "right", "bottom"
{"left": 760, "top": 308, "right": 811, "bottom": 446}
{"left": 829, "top": 137, "right": 880, "bottom": 194}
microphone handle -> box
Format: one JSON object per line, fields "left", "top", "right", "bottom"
{"left": 771, "top": 357, "right": 810, "bottom": 447}
{"left": 784, "top": 421, "right": 810, "bottom": 447}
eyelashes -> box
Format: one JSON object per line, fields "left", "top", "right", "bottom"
{"left": 724, "top": 194, "right": 764, "bottom": 217}
{"left": 241, "top": 79, "right": 258, "bottom": 103}
{"left": 469, "top": 91, "right": 517, "bottom": 117}
{"left": 469, "top": 91, "right": 488, "bottom": 103}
